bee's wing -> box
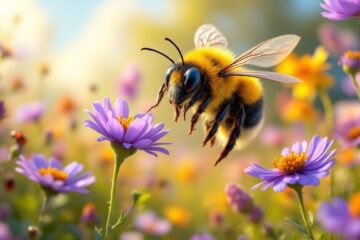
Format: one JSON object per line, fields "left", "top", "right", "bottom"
{"left": 222, "top": 70, "right": 302, "bottom": 84}
{"left": 220, "top": 35, "right": 300, "bottom": 75}
{"left": 194, "top": 24, "right": 228, "bottom": 48}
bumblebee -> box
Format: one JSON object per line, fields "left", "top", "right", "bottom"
{"left": 142, "top": 24, "right": 301, "bottom": 165}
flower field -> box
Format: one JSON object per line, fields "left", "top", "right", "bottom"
{"left": 0, "top": 0, "right": 360, "bottom": 239}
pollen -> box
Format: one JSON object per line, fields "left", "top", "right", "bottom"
{"left": 346, "top": 126, "right": 360, "bottom": 140}
{"left": 38, "top": 167, "right": 68, "bottom": 181}
{"left": 344, "top": 50, "right": 360, "bottom": 61}
{"left": 273, "top": 151, "right": 308, "bottom": 174}
{"left": 349, "top": 192, "right": 360, "bottom": 218}
{"left": 116, "top": 115, "right": 133, "bottom": 132}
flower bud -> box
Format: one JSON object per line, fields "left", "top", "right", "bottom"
{"left": 225, "top": 183, "right": 253, "bottom": 213}
{"left": 28, "top": 225, "right": 41, "bottom": 239}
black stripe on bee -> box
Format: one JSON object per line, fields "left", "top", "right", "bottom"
{"left": 243, "top": 98, "right": 263, "bottom": 128}
{"left": 223, "top": 95, "right": 263, "bottom": 129}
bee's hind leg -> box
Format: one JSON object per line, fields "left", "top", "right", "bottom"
{"left": 214, "top": 104, "right": 246, "bottom": 166}
{"left": 202, "top": 102, "right": 229, "bottom": 147}
{"left": 147, "top": 83, "right": 166, "bottom": 113}
{"left": 188, "top": 96, "right": 211, "bottom": 135}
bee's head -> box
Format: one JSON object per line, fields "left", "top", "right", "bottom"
{"left": 166, "top": 64, "right": 201, "bottom": 105}
{"left": 142, "top": 37, "right": 201, "bottom": 106}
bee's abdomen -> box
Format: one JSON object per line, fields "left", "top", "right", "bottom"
{"left": 243, "top": 99, "right": 263, "bottom": 128}
{"left": 224, "top": 95, "right": 263, "bottom": 129}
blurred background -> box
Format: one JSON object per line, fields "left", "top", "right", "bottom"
{"left": 0, "top": 0, "right": 359, "bottom": 239}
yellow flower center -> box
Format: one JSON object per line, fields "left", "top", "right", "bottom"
{"left": 116, "top": 115, "right": 133, "bottom": 132}
{"left": 38, "top": 167, "right": 68, "bottom": 181}
{"left": 349, "top": 192, "right": 360, "bottom": 218}
{"left": 344, "top": 50, "right": 360, "bottom": 61}
{"left": 273, "top": 151, "right": 308, "bottom": 174}
{"left": 347, "top": 126, "right": 360, "bottom": 140}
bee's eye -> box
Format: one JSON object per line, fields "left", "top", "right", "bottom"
{"left": 183, "top": 67, "right": 200, "bottom": 92}
{"left": 165, "top": 67, "right": 173, "bottom": 87}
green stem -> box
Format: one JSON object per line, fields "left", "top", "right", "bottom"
{"left": 104, "top": 145, "right": 135, "bottom": 240}
{"left": 330, "top": 169, "right": 335, "bottom": 198}
{"left": 294, "top": 187, "right": 315, "bottom": 240}
{"left": 104, "top": 153, "right": 124, "bottom": 240}
{"left": 319, "top": 90, "right": 333, "bottom": 134}
{"left": 38, "top": 192, "right": 49, "bottom": 225}
{"left": 350, "top": 73, "right": 360, "bottom": 100}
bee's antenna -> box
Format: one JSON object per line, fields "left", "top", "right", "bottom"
{"left": 141, "top": 47, "right": 175, "bottom": 65}
{"left": 165, "top": 37, "right": 184, "bottom": 66}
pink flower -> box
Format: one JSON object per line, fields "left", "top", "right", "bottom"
{"left": 317, "top": 24, "right": 359, "bottom": 55}
{"left": 117, "top": 63, "right": 141, "bottom": 100}
{"left": 134, "top": 211, "right": 171, "bottom": 236}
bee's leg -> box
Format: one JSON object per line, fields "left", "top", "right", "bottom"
{"left": 147, "top": 83, "right": 166, "bottom": 112}
{"left": 189, "top": 96, "right": 211, "bottom": 135}
{"left": 214, "top": 104, "right": 246, "bottom": 166}
{"left": 174, "top": 105, "right": 181, "bottom": 122}
{"left": 183, "top": 91, "right": 203, "bottom": 120}
{"left": 205, "top": 120, "right": 216, "bottom": 147}
{"left": 210, "top": 137, "right": 216, "bottom": 147}
{"left": 202, "top": 102, "right": 229, "bottom": 147}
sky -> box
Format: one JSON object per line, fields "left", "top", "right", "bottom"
{"left": 37, "top": 0, "right": 319, "bottom": 51}
{"left": 38, "top": 0, "right": 101, "bottom": 50}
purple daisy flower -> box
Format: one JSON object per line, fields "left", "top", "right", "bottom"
{"left": 16, "top": 101, "right": 44, "bottom": 123}
{"left": 334, "top": 118, "right": 360, "bottom": 147}
{"left": 15, "top": 154, "right": 95, "bottom": 194}
{"left": 245, "top": 135, "right": 336, "bottom": 192}
{"left": 317, "top": 195, "right": 360, "bottom": 240}
{"left": 321, "top": 0, "right": 360, "bottom": 21}
{"left": 84, "top": 97, "right": 169, "bottom": 157}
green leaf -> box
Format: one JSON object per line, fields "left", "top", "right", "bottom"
{"left": 94, "top": 227, "right": 103, "bottom": 240}
{"left": 285, "top": 218, "right": 308, "bottom": 236}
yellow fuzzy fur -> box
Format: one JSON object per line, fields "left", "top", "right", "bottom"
{"left": 184, "top": 47, "right": 263, "bottom": 107}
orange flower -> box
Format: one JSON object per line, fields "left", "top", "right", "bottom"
{"left": 276, "top": 47, "right": 334, "bottom": 100}
{"left": 164, "top": 206, "right": 191, "bottom": 227}
{"left": 336, "top": 148, "right": 360, "bottom": 166}
{"left": 57, "top": 95, "right": 77, "bottom": 115}
{"left": 281, "top": 99, "right": 318, "bottom": 123}
{"left": 176, "top": 160, "right": 197, "bottom": 183}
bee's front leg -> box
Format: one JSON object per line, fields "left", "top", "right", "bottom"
{"left": 214, "top": 104, "right": 246, "bottom": 166}
{"left": 202, "top": 102, "right": 230, "bottom": 147}
{"left": 188, "top": 96, "right": 211, "bottom": 135}
{"left": 147, "top": 83, "right": 166, "bottom": 113}
{"left": 183, "top": 91, "right": 203, "bottom": 120}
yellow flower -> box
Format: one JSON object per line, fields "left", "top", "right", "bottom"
{"left": 176, "top": 160, "right": 197, "bottom": 183}
{"left": 281, "top": 99, "right": 318, "bottom": 123}
{"left": 203, "top": 192, "right": 228, "bottom": 213}
{"left": 164, "top": 206, "right": 191, "bottom": 227}
{"left": 99, "top": 145, "right": 114, "bottom": 164}
{"left": 276, "top": 46, "right": 334, "bottom": 101}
